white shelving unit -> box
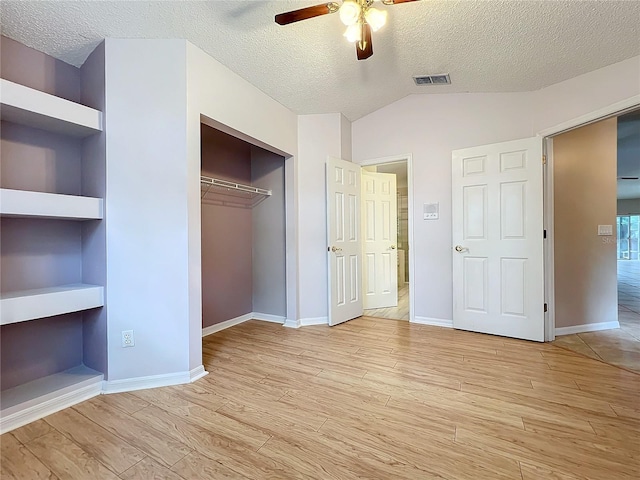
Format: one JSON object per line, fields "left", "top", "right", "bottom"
{"left": 0, "top": 79, "right": 102, "bottom": 137}
{"left": 0, "top": 365, "right": 104, "bottom": 432}
{"left": 1, "top": 73, "right": 106, "bottom": 433}
{"left": 0, "top": 188, "right": 103, "bottom": 220}
{"left": 1, "top": 284, "right": 104, "bottom": 326}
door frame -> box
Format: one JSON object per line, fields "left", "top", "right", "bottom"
{"left": 539, "top": 95, "right": 640, "bottom": 341}
{"left": 357, "top": 154, "right": 415, "bottom": 321}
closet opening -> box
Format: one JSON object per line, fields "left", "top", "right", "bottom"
{"left": 200, "top": 123, "right": 287, "bottom": 336}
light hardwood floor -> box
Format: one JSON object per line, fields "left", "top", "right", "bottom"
{"left": 2, "top": 317, "right": 640, "bottom": 479}
{"left": 364, "top": 283, "right": 409, "bottom": 320}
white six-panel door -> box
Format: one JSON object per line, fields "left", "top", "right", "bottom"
{"left": 362, "top": 171, "right": 398, "bottom": 309}
{"left": 327, "top": 157, "right": 363, "bottom": 326}
{"left": 452, "top": 137, "right": 545, "bottom": 341}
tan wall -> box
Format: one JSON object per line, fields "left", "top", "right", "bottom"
{"left": 553, "top": 118, "right": 618, "bottom": 329}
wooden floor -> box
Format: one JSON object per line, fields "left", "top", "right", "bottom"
{"left": 2, "top": 317, "right": 640, "bottom": 479}
{"left": 364, "top": 283, "right": 410, "bottom": 320}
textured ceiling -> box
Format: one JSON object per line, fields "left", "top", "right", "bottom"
{"left": 1, "top": 1, "right": 639, "bottom": 120}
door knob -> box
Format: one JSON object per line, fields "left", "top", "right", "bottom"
{"left": 331, "top": 246, "right": 343, "bottom": 253}
{"left": 455, "top": 245, "right": 465, "bottom": 252}
{"left": 390, "top": 245, "right": 397, "bottom": 250}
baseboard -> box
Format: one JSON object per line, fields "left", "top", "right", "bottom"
{"left": 202, "top": 313, "right": 254, "bottom": 337}
{"left": 102, "top": 370, "right": 192, "bottom": 394}
{"left": 0, "top": 378, "right": 102, "bottom": 434}
{"left": 300, "top": 316, "right": 328, "bottom": 326}
{"left": 555, "top": 321, "right": 620, "bottom": 336}
{"left": 189, "top": 365, "right": 208, "bottom": 382}
{"left": 251, "top": 312, "right": 285, "bottom": 324}
{"left": 283, "top": 318, "right": 300, "bottom": 328}
{"left": 412, "top": 316, "right": 453, "bottom": 328}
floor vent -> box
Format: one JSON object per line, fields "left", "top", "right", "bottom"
{"left": 413, "top": 74, "right": 451, "bottom": 86}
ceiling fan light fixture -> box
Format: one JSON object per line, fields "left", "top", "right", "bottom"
{"left": 344, "top": 23, "right": 362, "bottom": 42}
{"left": 364, "top": 7, "right": 387, "bottom": 31}
{"left": 339, "top": 0, "right": 361, "bottom": 26}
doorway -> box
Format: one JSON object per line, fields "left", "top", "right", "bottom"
{"left": 548, "top": 108, "right": 640, "bottom": 373}
{"left": 360, "top": 157, "right": 413, "bottom": 322}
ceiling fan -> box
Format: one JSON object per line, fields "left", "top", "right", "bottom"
{"left": 275, "top": 0, "right": 419, "bottom": 60}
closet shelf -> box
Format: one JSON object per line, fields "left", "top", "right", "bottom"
{"left": 0, "top": 365, "right": 103, "bottom": 430}
{"left": 0, "top": 189, "right": 103, "bottom": 220}
{"left": 0, "top": 79, "right": 102, "bottom": 137}
{"left": 0, "top": 284, "right": 104, "bottom": 326}
{"left": 201, "top": 176, "right": 272, "bottom": 198}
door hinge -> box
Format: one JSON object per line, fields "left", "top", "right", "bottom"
{"left": 543, "top": 229, "right": 547, "bottom": 239}
{"left": 542, "top": 155, "right": 547, "bottom": 165}
{"left": 544, "top": 303, "right": 548, "bottom": 313}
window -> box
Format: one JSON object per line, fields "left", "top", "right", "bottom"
{"left": 617, "top": 215, "right": 640, "bottom": 260}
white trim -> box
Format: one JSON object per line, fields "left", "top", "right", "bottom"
{"left": 201, "top": 313, "right": 253, "bottom": 337}
{"left": 357, "top": 154, "right": 415, "bottom": 322}
{"left": 537, "top": 95, "right": 640, "bottom": 138}
{"left": 412, "top": 316, "right": 453, "bottom": 328}
{"left": 283, "top": 318, "right": 300, "bottom": 328}
{"left": 0, "top": 378, "right": 102, "bottom": 434}
{"left": 300, "top": 316, "right": 328, "bottom": 326}
{"left": 543, "top": 138, "right": 556, "bottom": 341}
{"left": 189, "top": 365, "right": 208, "bottom": 382}
{"left": 251, "top": 312, "right": 285, "bottom": 324}
{"left": 555, "top": 321, "right": 620, "bottom": 336}
{"left": 102, "top": 370, "right": 192, "bottom": 394}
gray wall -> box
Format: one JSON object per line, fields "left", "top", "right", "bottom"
{"left": 0, "top": 36, "right": 80, "bottom": 102}
{"left": 251, "top": 146, "right": 286, "bottom": 318}
{"left": 201, "top": 125, "right": 253, "bottom": 327}
{"left": 0, "top": 314, "right": 84, "bottom": 390}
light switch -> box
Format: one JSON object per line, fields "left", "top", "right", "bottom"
{"left": 597, "top": 225, "right": 613, "bottom": 236}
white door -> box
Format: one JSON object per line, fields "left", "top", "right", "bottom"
{"left": 327, "top": 157, "right": 363, "bottom": 326}
{"left": 362, "top": 171, "right": 398, "bottom": 309}
{"left": 452, "top": 137, "right": 544, "bottom": 341}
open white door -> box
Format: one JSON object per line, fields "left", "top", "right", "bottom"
{"left": 327, "top": 157, "right": 363, "bottom": 326}
{"left": 362, "top": 171, "right": 398, "bottom": 309}
{"left": 452, "top": 137, "right": 544, "bottom": 341}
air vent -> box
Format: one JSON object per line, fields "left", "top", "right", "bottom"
{"left": 413, "top": 74, "right": 451, "bottom": 86}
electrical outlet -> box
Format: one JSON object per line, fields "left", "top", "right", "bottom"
{"left": 121, "top": 330, "right": 135, "bottom": 348}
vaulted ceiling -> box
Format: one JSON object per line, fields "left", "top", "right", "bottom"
{"left": 2, "top": 1, "right": 639, "bottom": 120}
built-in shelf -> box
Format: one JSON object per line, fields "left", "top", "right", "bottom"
{"left": 0, "top": 365, "right": 103, "bottom": 433}
{"left": 0, "top": 188, "right": 103, "bottom": 220}
{"left": 0, "top": 284, "right": 104, "bottom": 326}
{"left": 0, "top": 79, "right": 102, "bottom": 137}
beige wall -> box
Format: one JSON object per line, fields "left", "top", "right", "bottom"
{"left": 553, "top": 118, "right": 618, "bottom": 329}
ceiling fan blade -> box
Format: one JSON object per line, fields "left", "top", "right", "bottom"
{"left": 275, "top": 2, "right": 338, "bottom": 25}
{"left": 356, "top": 23, "right": 373, "bottom": 60}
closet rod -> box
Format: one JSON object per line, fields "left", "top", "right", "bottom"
{"left": 200, "top": 176, "right": 272, "bottom": 196}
